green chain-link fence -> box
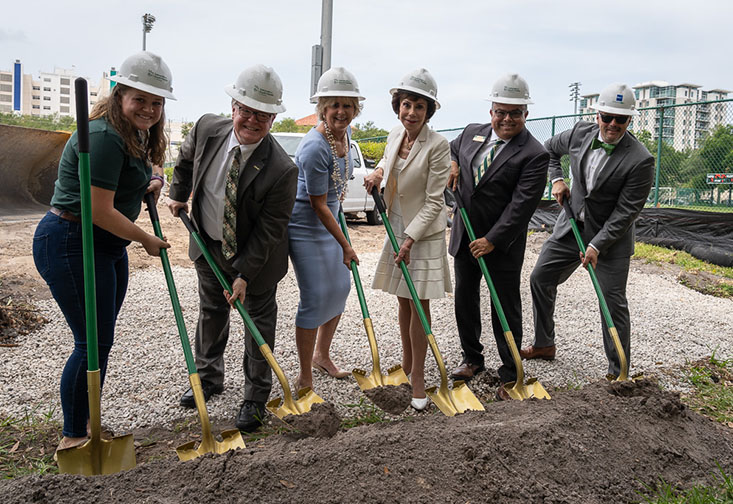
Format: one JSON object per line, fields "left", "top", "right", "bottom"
{"left": 357, "top": 98, "right": 733, "bottom": 212}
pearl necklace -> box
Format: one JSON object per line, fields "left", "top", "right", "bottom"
{"left": 324, "top": 123, "right": 350, "bottom": 202}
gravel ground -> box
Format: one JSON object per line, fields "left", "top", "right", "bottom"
{"left": 2, "top": 232, "right": 732, "bottom": 431}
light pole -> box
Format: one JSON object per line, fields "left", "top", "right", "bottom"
{"left": 142, "top": 13, "right": 156, "bottom": 50}
{"left": 310, "top": 0, "right": 333, "bottom": 97}
{"left": 569, "top": 81, "right": 582, "bottom": 117}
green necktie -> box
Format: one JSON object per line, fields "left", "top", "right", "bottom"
{"left": 222, "top": 148, "right": 241, "bottom": 260}
{"left": 591, "top": 138, "right": 616, "bottom": 155}
{"left": 475, "top": 139, "right": 504, "bottom": 186}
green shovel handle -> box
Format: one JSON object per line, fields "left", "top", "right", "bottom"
{"left": 75, "top": 78, "right": 99, "bottom": 372}
{"left": 370, "top": 187, "right": 431, "bottom": 334}
{"left": 561, "top": 199, "right": 616, "bottom": 331}
{"left": 451, "top": 190, "right": 512, "bottom": 333}
{"left": 179, "top": 211, "right": 268, "bottom": 348}
{"left": 145, "top": 193, "right": 196, "bottom": 375}
{"left": 337, "top": 207, "right": 369, "bottom": 319}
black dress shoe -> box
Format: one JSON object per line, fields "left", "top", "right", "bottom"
{"left": 236, "top": 400, "right": 266, "bottom": 433}
{"left": 179, "top": 381, "right": 224, "bottom": 409}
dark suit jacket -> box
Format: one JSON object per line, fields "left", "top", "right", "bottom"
{"left": 448, "top": 124, "right": 549, "bottom": 271}
{"left": 169, "top": 114, "right": 297, "bottom": 294}
{"left": 546, "top": 121, "right": 654, "bottom": 258}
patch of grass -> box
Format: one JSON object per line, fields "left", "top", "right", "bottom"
{"left": 0, "top": 407, "right": 60, "bottom": 479}
{"left": 680, "top": 354, "right": 733, "bottom": 425}
{"left": 633, "top": 243, "right": 733, "bottom": 280}
{"left": 340, "top": 397, "right": 388, "bottom": 429}
{"left": 637, "top": 463, "right": 733, "bottom": 503}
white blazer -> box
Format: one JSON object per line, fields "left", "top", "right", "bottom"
{"left": 377, "top": 123, "right": 451, "bottom": 242}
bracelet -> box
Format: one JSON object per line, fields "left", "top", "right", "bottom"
{"left": 151, "top": 174, "right": 165, "bottom": 188}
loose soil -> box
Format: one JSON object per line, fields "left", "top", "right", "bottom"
{"left": 2, "top": 380, "right": 731, "bottom": 503}
{"left": 364, "top": 383, "right": 413, "bottom": 415}
{"left": 1, "top": 210, "right": 732, "bottom": 502}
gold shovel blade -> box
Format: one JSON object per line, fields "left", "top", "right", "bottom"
{"left": 353, "top": 364, "right": 410, "bottom": 392}
{"left": 56, "top": 434, "right": 136, "bottom": 476}
{"left": 504, "top": 378, "right": 551, "bottom": 400}
{"left": 266, "top": 386, "right": 325, "bottom": 419}
{"left": 176, "top": 429, "right": 245, "bottom": 462}
{"left": 426, "top": 381, "right": 485, "bottom": 417}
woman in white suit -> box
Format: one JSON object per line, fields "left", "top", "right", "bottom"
{"left": 364, "top": 68, "right": 451, "bottom": 410}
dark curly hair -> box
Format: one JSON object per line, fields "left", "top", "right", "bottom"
{"left": 391, "top": 91, "right": 436, "bottom": 122}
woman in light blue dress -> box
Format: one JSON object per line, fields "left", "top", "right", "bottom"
{"left": 288, "top": 67, "right": 366, "bottom": 391}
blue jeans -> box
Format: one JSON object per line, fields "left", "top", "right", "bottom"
{"left": 33, "top": 211, "right": 130, "bottom": 437}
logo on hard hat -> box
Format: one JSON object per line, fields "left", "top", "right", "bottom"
{"left": 504, "top": 85, "right": 521, "bottom": 93}
{"left": 254, "top": 84, "right": 274, "bottom": 98}
{"left": 147, "top": 69, "right": 169, "bottom": 84}
{"left": 333, "top": 78, "right": 353, "bottom": 86}
{"left": 615, "top": 94, "right": 624, "bottom": 102}
{"left": 409, "top": 76, "right": 428, "bottom": 86}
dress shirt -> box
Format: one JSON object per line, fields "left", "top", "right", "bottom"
{"left": 199, "top": 131, "right": 262, "bottom": 240}
{"left": 472, "top": 131, "right": 511, "bottom": 182}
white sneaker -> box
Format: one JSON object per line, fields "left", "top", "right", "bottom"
{"left": 411, "top": 397, "right": 429, "bottom": 411}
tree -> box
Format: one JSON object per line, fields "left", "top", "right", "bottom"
{"left": 0, "top": 112, "right": 77, "bottom": 132}
{"left": 271, "top": 117, "right": 309, "bottom": 133}
{"left": 351, "top": 121, "right": 388, "bottom": 140}
{"left": 180, "top": 121, "right": 194, "bottom": 140}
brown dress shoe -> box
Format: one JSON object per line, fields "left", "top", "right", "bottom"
{"left": 495, "top": 385, "right": 513, "bottom": 401}
{"left": 519, "top": 344, "right": 556, "bottom": 361}
{"left": 450, "top": 362, "right": 485, "bottom": 381}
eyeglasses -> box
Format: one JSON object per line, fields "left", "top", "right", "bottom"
{"left": 492, "top": 108, "right": 525, "bottom": 119}
{"left": 234, "top": 103, "right": 273, "bottom": 123}
{"left": 599, "top": 113, "right": 630, "bottom": 125}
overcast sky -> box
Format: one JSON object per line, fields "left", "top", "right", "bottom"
{"left": 3, "top": 0, "right": 731, "bottom": 131}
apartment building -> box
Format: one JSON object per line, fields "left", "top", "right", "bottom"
{"left": 1, "top": 59, "right": 109, "bottom": 118}
{"left": 579, "top": 81, "right": 730, "bottom": 150}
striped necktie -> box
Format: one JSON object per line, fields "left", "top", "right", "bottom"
{"left": 475, "top": 140, "right": 504, "bottom": 186}
{"left": 222, "top": 148, "right": 241, "bottom": 259}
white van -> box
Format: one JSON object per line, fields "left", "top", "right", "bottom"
{"left": 272, "top": 132, "right": 382, "bottom": 224}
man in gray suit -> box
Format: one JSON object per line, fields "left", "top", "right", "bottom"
{"left": 447, "top": 74, "right": 549, "bottom": 400}
{"left": 521, "top": 83, "right": 654, "bottom": 377}
{"left": 168, "top": 65, "right": 297, "bottom": 432}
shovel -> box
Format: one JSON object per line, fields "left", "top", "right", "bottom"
{"left": 371, "top": 188, "right": 484, "bottom": 416}
{"left": 337, "top": 207, "right": 409, "bottom": 390}
{"left": 144, "top": 193, "right": 244, "bottom": 460}
{"left": 56, "top": 78, "right": 136, "bottom": 475}
{"left": 561, "top": 199, "right": 630, "bottom": 381}
{"left": 178, "top": 211, "right": 324, "bottom": 418}
{"left": 452, "top": 190, "right": 550, "bottom": 400}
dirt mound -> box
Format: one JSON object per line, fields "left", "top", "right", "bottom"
{"left": 2, "top": 379, "right": 731, "bottom": 503}
{"left": 280, "top": 401, "right": 341, "bottom": 439}
{"left": 364, "top": 383, "right": 412, "bottom": 415}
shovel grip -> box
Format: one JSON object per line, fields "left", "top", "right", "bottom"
{"left": 371, "top": 186, "right": 387, "bottom": 214}
{"left": 75, "top": 79, "right": 89, "bottom": 154}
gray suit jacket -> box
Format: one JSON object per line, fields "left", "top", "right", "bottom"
{"left": 169, "top": 114, "right": 297, "bottom": 294}
{"left": 546, "top": 120, "right": 654, "bottom": 258}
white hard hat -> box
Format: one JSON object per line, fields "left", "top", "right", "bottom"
{"left": 112, "top": 51, "right": 176, "bottom": 100}
{"left": 488, "top": 73, "right": 533, "bottom": 105}
{"left": 225, "top": 64, "right": 286, "bottom": 114}
{"left": 591, "top": 83, "right": 639, "bottom": 116}
{"left": 310, "top": 67, "right": 366, "bottom": 103}
{"left": 389, "top": 68, "right": 440, "bottom": 109}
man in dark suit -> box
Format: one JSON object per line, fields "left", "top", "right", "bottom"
{"left": 521, "top": 83, "right": 654, "bottom": 378}
{"left": 168, "top": 65, "right": 297, "bottom": 432}
{"left": 447, "top": 74, "right": 549, "bottom": 400}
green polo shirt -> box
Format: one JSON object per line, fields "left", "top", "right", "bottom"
{"left": 50, "top": 117, "right": 151, "bottom": 221}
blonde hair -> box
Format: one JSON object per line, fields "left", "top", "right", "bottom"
{"left": 315, "top": 96, "right": 362, "bottom": 121}
{"left": 89, "top": 84, "right": 168, "bottom": 166}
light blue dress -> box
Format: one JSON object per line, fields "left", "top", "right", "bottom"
{"left": 288, "top": 127, "right": 354, "bottom": 329}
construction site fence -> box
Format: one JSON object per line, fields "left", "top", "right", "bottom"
{"left": 356, "top": 98, "right": 733, "bottom": 213}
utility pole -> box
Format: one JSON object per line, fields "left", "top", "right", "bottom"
{"left": 569, "top": 81, "right": 581, "bottom": 117}
{"left": 142, "top": 13, "right": 156, "bottom": 51}
{"left": 310, "top": 0, "right": 333, "bottom": 97}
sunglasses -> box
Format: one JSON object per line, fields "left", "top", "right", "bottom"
{"left": 599, "top": 113, "right": 630, "bottom": 125}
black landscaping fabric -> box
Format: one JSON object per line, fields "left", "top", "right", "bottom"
{"left": 530, "top": 200, "right": 733, "bottom": 267}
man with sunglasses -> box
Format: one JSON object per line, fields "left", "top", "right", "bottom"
{"left": 446, "top": 74, "right": 549, "bottom": 400}
{"left": 168, "top": 65, "right": 297, "bottom": 432}
{"left": 521, "top": 83, "right": 654, "bottom": 379}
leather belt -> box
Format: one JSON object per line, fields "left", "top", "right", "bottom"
{"left": 50, "top": 206, "right": 81, "bottom": 222}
